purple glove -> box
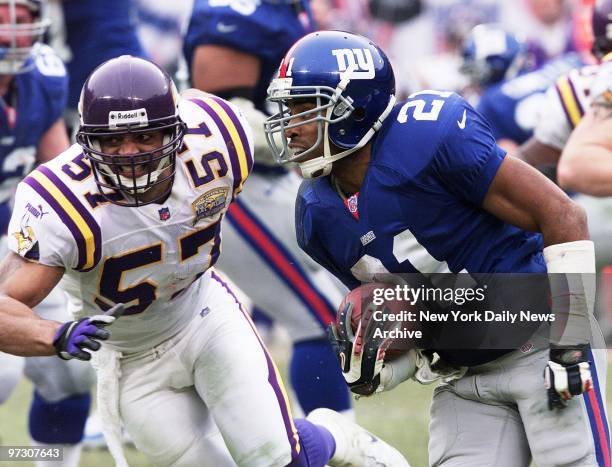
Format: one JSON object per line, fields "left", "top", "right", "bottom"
{"left": 53, "top": 304, "right": 125, "bottom": 361}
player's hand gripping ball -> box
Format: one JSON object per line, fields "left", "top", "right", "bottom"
{"left": 329, "top": 283, "right": 420, "bottom": 396}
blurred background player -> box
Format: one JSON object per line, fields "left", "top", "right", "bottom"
{"left": 517, "top": 0, "right": 612, "bottom": 337}
{"left": 0, "top": 1, "right": 95, "bottom": 465}
{"left": 52, "top": 0, "right": 148, "bottom": 137}
{"left": 460, "top": 22, "right": 583, "bottom": 152}
{"left": 558, "top": 59, "right": 612, "bottom": 191}
{"left": 183, "top": 0, "right": 353, "bottom": 418}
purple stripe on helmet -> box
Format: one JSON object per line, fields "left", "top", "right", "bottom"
{"left": 208, "top": 96, "right": 253, "bottom": 171}
{"left": 210, "top": 270, "right": 300, "bottom": 461}
{"left": 36, "top": 166, "right": 102, "bottom": 271}
{"left": 189, "top": 98, "right": 250, "bottom": 198}
{"left": 23, "top": 175, "right": 88, "bottom": 270}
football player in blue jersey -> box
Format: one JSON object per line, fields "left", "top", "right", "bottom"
{"left": 461, "top": 23, "right": 583, "bottom": 152}
{"left": 184, "top": 0, "right": 354, "bottom": 419}
{"left": 0, "top": 1, "right": 95, "bottom": 466}
{"left": 265, "top": 30, "right": 610, "bottom": 466}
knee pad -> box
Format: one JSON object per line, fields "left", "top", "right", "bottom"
{"left": 290, "top": 339, "right": 351, "bottom": 414}
{"left": 29, "top": 391, "right": 90, "bottom": 444}
{"left": 0, "top": 352, "right": 24, "bottom": 403}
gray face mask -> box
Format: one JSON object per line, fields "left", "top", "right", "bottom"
{"left": 0, "top": 0, "right": 50, "bottom": 75}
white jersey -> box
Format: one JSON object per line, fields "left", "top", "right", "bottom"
{"left": 7, "top": 91, "right": 253, "bottom": 353}
{"left": 534, "top": 63, "right": 602, "bottom": 150}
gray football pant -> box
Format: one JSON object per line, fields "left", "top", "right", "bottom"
{"left": 429, "top": 346, "right": 609, "bottom": 466}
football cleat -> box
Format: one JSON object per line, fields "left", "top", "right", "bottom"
{"left": 307, "top": 408, "right": 410, "bottom": 467}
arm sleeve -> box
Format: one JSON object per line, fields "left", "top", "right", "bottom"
{"left": 34, "top": 45, "right": 69, "bottom": 133}
{"left": 533, "top": 84, "right": 573, "bottom": 151}
{"left": 435, "top": 99, "right": 507, "bottom": 205}
{"left": 7, "top": 181, "right": 78, "bottom": 269}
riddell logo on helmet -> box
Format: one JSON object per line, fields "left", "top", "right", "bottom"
{"left": 108, "top": 108, "right": 148, "bottom": 129}
{"left": 332, "top": 48, "right": 375, "bottom": 80}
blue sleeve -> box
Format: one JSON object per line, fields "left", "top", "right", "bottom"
{"left": 435, "top": 99, "right": 506, "bottom": 205}
{"left": 31, "top": 50, "right": 69, "bottom": 133}
{"left": 475, "top": 92, "right": 503, "bottom": 141}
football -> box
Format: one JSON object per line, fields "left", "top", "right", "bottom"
{"left": 336, "top": 282, "right": 421, "bottom": 361}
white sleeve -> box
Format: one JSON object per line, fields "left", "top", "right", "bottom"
{"left": 7, "top": 180, "right": 79, "bottom": 269}
{"left": 533, "top": 84, "right": 573, "bottom": 151}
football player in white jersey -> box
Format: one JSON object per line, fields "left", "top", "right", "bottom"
{"left": 516, "top": 0, "right": 612, "bottom": 336}
{"left": 184, "top": 0, "right": 353, "bottom": 419}
{"left": 0, "top": 55, "right": 410, "bottom": 467}
{"left": 516, "top": 0, "right": 612, "bottom": 184}
{"left": 558, "top": 61, "right": 612, "bottom": 192}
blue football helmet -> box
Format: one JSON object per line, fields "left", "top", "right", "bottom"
{"left": 0, "top": 0, "right": 50, "bottom": 74}
{"left": 264, "top": 30, "right": 396, "bottom": 178}
{"left": 460, "top": 24, "right": 528, "bottom": 87}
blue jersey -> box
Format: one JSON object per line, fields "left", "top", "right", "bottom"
{"left": 297, "top": 91, "right": 546, "bottom": 289}
{"left": 62, "top": 0, "right": 147, "bottom": 109}
{"left": 476, "top": 53, "right": 583, "bottom": 144}
{"left": 0, "top": 45, "right": 68, "bottom": 234}
{"left": 297, "top": 91, "right": 548, "bottom": 365}
{"left": 183, "top": 0, "right": 314, "bottom": 110}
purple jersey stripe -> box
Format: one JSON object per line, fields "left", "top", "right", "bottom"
{"left": 23, "top": 176, "right": 88, "bottom": 270}
{"left": 208, "top": 96, "right": 253, "bottom": 171}
{"left": 189, "top": 98, "right": 250, "bottom": 198}
{"left": 566, "top": 77, "right": 585, "bottom": 121}
{"left": 37, "top": 166, "right": 102, "bottom": 270}
{"left": 555, "top": 83, "right": 575, "bottom": 128}
{"left": 211, "top": 270, "right": 301, "bottom": 460}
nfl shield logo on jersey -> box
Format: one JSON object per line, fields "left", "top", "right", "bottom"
{"left": 192, "top": 187, "right": 228, "bottom": 225}
{"left": 158, "top": 207, "right": 171, "bottom": 221}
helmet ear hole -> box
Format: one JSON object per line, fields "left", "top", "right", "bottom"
{"left": 353, "top": 107, "right": 366, "bottom": 121}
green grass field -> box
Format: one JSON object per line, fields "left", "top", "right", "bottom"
{"left": 0, "top": 351, "right": 610, "bottom": 467}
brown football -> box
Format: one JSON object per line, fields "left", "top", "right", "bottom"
{"left": 337, "top": 282, "right": 421, "bottom": 361}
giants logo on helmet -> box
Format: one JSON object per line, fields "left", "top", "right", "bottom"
{"left": 332, "top": 48, "right": 375, "bottom": 79}
{"left": 108, "top": 108, "right": 148, "bottom": 129}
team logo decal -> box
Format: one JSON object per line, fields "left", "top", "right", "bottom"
{"left": 158, "top": 207, "right": 171, "bottom": 221}
{"left": 192, "top": 187, "right": 228, "bottom": 225}
{"left": 12, "top": 215, "right": 39, "bottom": 259}
{"left": 332, "top": 48, "right": 375, "bottom": 79}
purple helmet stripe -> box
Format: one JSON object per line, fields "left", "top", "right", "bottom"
{"left": 189, "top": 98, "right": 252, "bottom": 199}
{"left": 210, "top": 270, "right": 301, "bottom": 460}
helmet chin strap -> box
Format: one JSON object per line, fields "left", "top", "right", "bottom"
{"left": 299, "top": 93, "right": 397, "bottom": 179}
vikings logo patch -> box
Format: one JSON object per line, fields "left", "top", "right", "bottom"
{"left": 12, "top": 225, "right": 39, "bottom": 260}
{"left": 192, "top": 187, "right": 228, "bottom": 225}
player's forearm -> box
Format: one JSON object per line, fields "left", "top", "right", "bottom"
{"left": 558, "top": 145, "right": 612, "bottom": 196}
{"left": 0, "top": 295, "right": 58, "bottom": 356}
{"left": 538, "top": 200, "right": 589, "bottom": 247}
